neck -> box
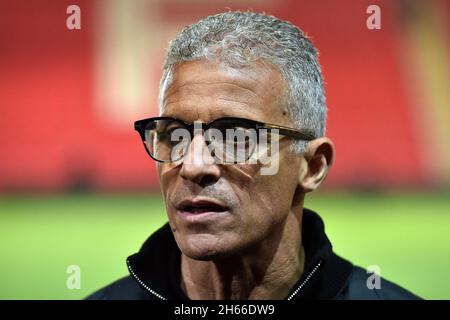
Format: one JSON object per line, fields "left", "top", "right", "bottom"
{"left": 180, "top": 210, "right": 305, "bottom": 300}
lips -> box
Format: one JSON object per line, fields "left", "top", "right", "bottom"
{"left": 176, "top": 199, "right": 230, "bottom": 215}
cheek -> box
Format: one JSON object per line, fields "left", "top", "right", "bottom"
{"left": 157, "top": 164, "right": 180, "bottom": 226}
{"left": 250, "top": 164, "right": 299, "bottom": 219}
{"left": 257, "top": 176, "right": 295, "bottom": 215}
{"left": 229, "top": 170, "right": 297, "bottom": 234}
{"left": 158, "top": 164, "right": 176, "bottom": 197}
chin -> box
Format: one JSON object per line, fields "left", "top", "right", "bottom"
{"left": 177, "top": 233, "right": 237, "bottom": 261}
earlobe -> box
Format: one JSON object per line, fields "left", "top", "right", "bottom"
{"left": 298, "top": 138, "right": 334, "bottom": 193}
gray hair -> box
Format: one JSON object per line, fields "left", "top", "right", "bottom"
{"left": 159, "top": 11, "right": 326, "bottom": 153}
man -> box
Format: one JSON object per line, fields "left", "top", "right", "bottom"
{"left": 88, "top": 11, "right": 419, "bottom": 300}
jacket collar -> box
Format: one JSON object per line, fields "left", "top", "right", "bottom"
{"left": 126, "top": 208, "right": 353, "bottom": 300}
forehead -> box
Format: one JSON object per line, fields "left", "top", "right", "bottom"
{"left": 161, "top": 60, "right": 290, "bottom": 125}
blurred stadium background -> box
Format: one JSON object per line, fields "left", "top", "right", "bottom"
{"left": 0, "top": 0, "right": 448, "bottom": 299}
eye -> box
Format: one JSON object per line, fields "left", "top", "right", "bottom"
{"left": 156, "top": 121, "right": 184, "bottom": 138}
{"left": 166, "top": 124, "right": 183, "bottom": 136}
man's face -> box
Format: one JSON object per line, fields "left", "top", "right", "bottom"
{"left": 158, "top": 60, "right": 302, "bottom": 260}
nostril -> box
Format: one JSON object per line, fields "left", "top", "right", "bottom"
{"left": 197, "top": 175, "right": 219, "bottom": 187}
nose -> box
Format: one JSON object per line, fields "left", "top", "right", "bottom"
{"left": 179, "top": 132, "right": 221, "bottom": 186}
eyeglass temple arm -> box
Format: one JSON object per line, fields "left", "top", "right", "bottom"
{"left": 257, "top": 123, "right": 315, "bottom": 141}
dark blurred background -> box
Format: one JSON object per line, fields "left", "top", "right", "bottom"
{"left": 0, "top": 0, "right": 448, "bottom": 299}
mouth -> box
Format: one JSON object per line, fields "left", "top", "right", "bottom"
{"left": 177, "top": 199, "right": 230, "bottom": 214}
{"left": 176, "top": 198, "right": 230, "bottom": 221}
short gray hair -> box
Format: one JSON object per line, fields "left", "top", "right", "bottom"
{"left": 159, "top": 11, "right": 326, "bottom": 153}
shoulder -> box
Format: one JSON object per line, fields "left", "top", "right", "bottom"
{"left": 85, "top": 276, "right": 153, "bottom": 300}
{"left": 335, "top": 265, "right": 422, "bottom": 300}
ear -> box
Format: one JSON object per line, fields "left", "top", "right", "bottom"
{"left": 298, "top": 137, "right": 334, "bottom": 193}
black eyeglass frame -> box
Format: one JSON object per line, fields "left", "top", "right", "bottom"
{"left": 134, "top": 116, "right": 316, "bottom": 163}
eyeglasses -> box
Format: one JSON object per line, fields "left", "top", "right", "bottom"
{"left": 134, "top": 116, "right": 315, "bottom": 163}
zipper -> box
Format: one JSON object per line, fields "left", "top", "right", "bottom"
{"left": 286, "top": 259, "right": 322, "bottom": 300}
{"left": 127, "top": 260, "right": 167, "bottom": 300}
{"left": 127, "top": 258, "right": 322, "bottom": 301}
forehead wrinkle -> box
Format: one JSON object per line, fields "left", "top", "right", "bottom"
{"left": 162, "top": 98, "right": 264, "bottom": 122}
{"left": 165, "top": 97, "right": 254, "bottom": 110}
{"left": 163, "top": 84, "right": 266, "bottom": 114}
{"left": 164, "top": 92, "right": 286, "bottom": 126}
{"left": 164, "top": 82, "right": 264, "bottom": 108}
{"left": 163, "top": 61, "right": 282, "bottom": 105}
{"left": 165, "top": 81, "right": 260, "bottom": 99}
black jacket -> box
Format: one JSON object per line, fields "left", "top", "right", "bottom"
{"left": 87, "top": 209, "right": 421, "bottom": 300}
